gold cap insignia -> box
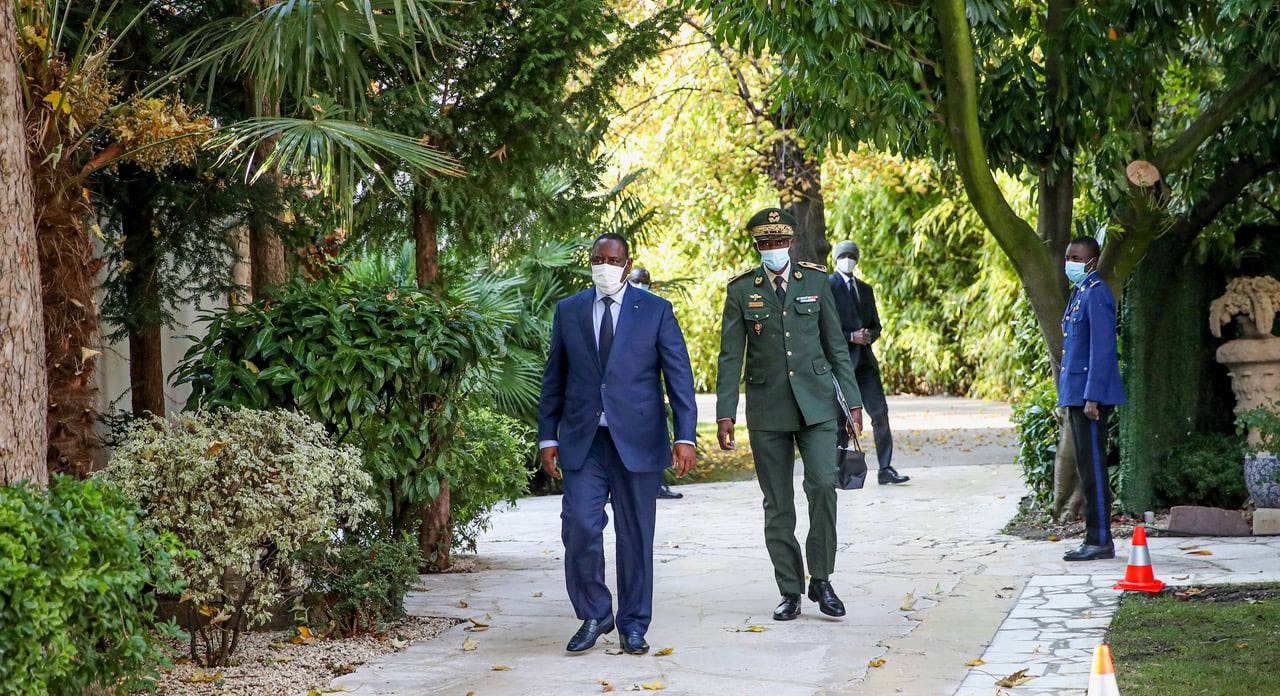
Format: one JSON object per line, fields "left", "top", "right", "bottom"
{"left": 768, "top": 211, "right": 781, "bottom": 223}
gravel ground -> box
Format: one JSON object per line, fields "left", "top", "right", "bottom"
{"left": 153, "top": 616, "right": 458, "bottom": 696}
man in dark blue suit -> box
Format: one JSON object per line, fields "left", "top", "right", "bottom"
{"left": 1058, "top": 236, "right": 1126, "bottom": 562}
{"left": 537, "top": 233, "right": 698, "bottom": 654}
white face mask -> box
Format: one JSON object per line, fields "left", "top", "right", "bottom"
{"left": 591, "top": 263, "right": 627, "bottom": 295}
{"left": 836, "top": 257, "right": 857, "bottom": 275}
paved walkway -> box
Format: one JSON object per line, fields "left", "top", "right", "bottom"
{"left": 332, "top": 397, "right": 1280, "bottom": 696}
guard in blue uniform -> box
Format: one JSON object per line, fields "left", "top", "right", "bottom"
{"left": 1057, "top": 237, "right": 1126, "bottom": 562}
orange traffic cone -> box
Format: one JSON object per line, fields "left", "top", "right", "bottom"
{"left": 1113, "top": 525, "right": 1166, "bottom": 593}
{"left": 1087, "top": 644, "right": 1120, "bottom": 696}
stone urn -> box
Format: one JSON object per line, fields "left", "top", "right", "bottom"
{"left": 1210, "top": 276, "right": 1280, "bottom": 507}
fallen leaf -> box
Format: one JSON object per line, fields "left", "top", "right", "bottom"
{"left": 966, "top": 659, "right": 986, "bottom": 667}
{"left": 598, "top": 679, "right": 615, "bottom": 692}
{"left": 1237, "top": 642, "right": 1249, "bottom": 649}
{"left": 900, "top": 592, "right": 917, "bottom": 611}
{"left": 207, "top": 440, "right": 229, "bottom": 457}
{"left": 605, "top": 648, "right": 624, "bottom": 655}
{"left": 1186, "top": 549, "right": 1214, "bottom": 556}
{"left": 654, "top": 647, "right": 674, "bottom": 656}
{"left": 466, "top": 618, "right": 490, "bottom": 632}
{"left": 995, "top": 668, "right": 1037, "bottom": 687}
{"left": 1178, "top": 543, "right": 1201, "bottom": 550}
{"left": 638, "top": 682, "right": 665, "bottom": 691}
{"left": 462, "top": 637, "right": 479, "bottom": 652}
{"left": 533, "top": 592, "right": 543, "bottom": 598}
{"left": 1046, "top": 535, "right": 1060, "bottom": 542}
{"left": 190, "top": 671, "right": 222, "bottom": 683}
{"left": 492, "top": 664, "right": 512, "bottom": 671}
{"left": 457, "top": 600, "right": 469, "bottom": 608}
{"left": 289, "top": 626, "right": 315, "bottom": 645}
{"left": 868, "top": 658, "right": 886, "bottom": 668}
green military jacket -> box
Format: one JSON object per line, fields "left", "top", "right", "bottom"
{"left": 716, "top": 261, "right": 861, "bottom": 432}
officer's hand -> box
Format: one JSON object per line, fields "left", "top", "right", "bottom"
{"left": 717, "top": 420, "right": 736, "bottom": 451}
{"left": 850, "top": 407, "right": 864, "bottom": 436}
{"left": 1084, "top": 400, "right": 1100, "bottom": 421}
{"left": 672, "top": 442, "right": 696, "bottom": 477}
{"left": 851, "top": 330, "right": 871, "bottom": 345}
{"left": 539, "top": 446, "right": 562, "bottom": 479}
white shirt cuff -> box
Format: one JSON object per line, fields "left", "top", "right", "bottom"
{"left": 538, "top": 440, "right": 558, "bottom": 450}
{"left": 674, "top": 440, "right": 695, "bottom": 446}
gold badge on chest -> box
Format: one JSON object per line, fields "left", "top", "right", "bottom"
{"left": 754, "top": 276, "right": 763, "bottom": 286}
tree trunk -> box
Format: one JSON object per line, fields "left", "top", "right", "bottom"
{"left": 121, "top": 171, "right": 165, "bottom": 416}
{"left": 786, "top": 161, "right": 829, "bottom": 265}
{"left": 413, "top": 188, "right": 450, "bottom": 570}
{"left": 230, "top": 227, "right": 252, "bottom": 306}
{"left": 246, "top": 69, "right": 288, "bottom": 297}
{"left": 0, "top": 15, "right": 49, "bottom": 485}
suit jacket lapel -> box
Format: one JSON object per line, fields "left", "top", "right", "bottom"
{"left": 577, "top": 290, "right": 602, "bottom": 374}
{"left": 607, "top": 286, "right": 645, "bottom": 373}
{"left": 760, "top": 266, "right": 783, "bottom": 309}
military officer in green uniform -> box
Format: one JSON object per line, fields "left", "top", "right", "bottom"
{"left": 715, "top": 208, "right": 864, "bottom": 621}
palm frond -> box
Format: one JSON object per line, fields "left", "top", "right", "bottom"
{"left": 208, "top": 115, "right": 461, "bottom": 226}
{"left": 165, "top": 0, "right": 451, "bottom": 114}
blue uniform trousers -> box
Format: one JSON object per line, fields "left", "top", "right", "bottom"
{"left": 560, "top": 428, "right": 662, "bottom": 635}
{"left": 1068, "top": 406, "right": 1114, "bottom": 546}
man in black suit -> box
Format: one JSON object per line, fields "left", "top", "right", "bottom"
{"left": 829, "top": 241, "right": 909, "bottom": 485}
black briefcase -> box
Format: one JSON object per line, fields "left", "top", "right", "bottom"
{"left": 837, "top": 433, "right": 868, "bottom": 490}
{"left": 833, "top": 377, "right": 867, "bottom": 490}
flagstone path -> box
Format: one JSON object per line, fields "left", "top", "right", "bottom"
{"left": 328, "top": 397, "right": 1280, "bottom": 696}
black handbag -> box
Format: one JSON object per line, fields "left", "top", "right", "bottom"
{"left": 833, "top": 378, "right": 868, "bottom": 491}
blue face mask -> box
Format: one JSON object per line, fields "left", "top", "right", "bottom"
{"left": 1065, "top": 261, "right": 1090, "bottom": 285}
{"left": 760, "top": 247, "right": 791, "bottom": 272}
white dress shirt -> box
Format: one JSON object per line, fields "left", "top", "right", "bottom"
{"left": 539, "top": 282, "right": 693, "bottom": 450}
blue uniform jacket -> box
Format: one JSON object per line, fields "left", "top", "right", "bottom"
{"left": 537, "top": 286, "right": 698, "bottom": 473}
{"left": 1057, "top": 271, "right": 1126, "bottom": 407}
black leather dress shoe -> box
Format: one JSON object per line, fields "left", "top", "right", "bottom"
{"left": 773, "top": 594, "right": 802, "bottom": 621}
{"left": 657, "top": 484, "right": 684, "bottom": 500}
{"left": 807, "top": 579, "right": 846, "bottom": 617}
{"left": 566, "top": 616, "right": 614, "bottom": 652}
{"left": 878, "top": 467, "right": 910, "bottom": 484}
{"left": 1063, "top": 543, "right": 1115, "bottom": 562}
{"left": 620, "top": 631, "right": 649, "bottom": 655}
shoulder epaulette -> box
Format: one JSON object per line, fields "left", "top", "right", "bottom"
{"left": 798, "top": 261, "right": 827, "bottom": 273}
{"left": 728, "top": 267, "right": 757, "bottom": 285}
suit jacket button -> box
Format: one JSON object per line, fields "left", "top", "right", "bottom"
{"left": 787, "top": 351, "right": 792, "bottom": 356}
{"left": 788, "top": 370, "right": 794, "bottom": 376}
{"left": 785, "top": 331, "right": 791, "bottom": 337}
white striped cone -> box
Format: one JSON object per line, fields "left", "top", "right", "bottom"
{"left": 1086, "top": 644, "right": 1121, "bottom": 696}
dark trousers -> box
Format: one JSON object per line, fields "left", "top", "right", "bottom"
{"left": 560, "top": 428, "right": 662, "bottom": 635}
{"left": 837, "top": 365, "right": 893, "bottom": 470}
{"left": 748, "top": 422, "right": 839, "bottom": 597}
{"left": 1068, "top": 406, "right": 1114, "bottom": 546}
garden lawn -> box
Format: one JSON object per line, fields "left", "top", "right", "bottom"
{"left": 676, "top": 421, "right": 757, "bottom": 484}
{"left": 1109, "top": 585, "right": 1280, "bottom": 696}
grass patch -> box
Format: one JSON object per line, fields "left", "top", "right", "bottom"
{"left": 1109, "top": 584, "right": 1280, "bottom": 696}
{"left": 671, "top": 422, "right": 757, "bottom": 485}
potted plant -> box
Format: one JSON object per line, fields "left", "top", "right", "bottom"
{"left": 1236, "top": 405, "right": 1280, "bottom": 508}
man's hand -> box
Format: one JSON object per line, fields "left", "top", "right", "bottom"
{"left": 851, "top": 329, "right": 871, "bottom": 345}
{"left": 672, "top": 442, "right": 696, "bottom": 478}
{"left": 850, "top": 407, "right": 864, "bottom": 436}
{"left": 1084, "top": 400, "right": 1100, "bottom": 421}
{"left": 539, "top": 446, "right": 561, "bottom": 479}
{"left": 717, "top": 419, "right": 736, "bottom": 451}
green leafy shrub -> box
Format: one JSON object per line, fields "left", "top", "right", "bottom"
{"left": 1012, "top": 379, "right": 1059, "bottom": 509}
{"left": 303, "top": 533, "right": 422, "bottom": 637}
{"left": 451, "top": 407, "right": 534, "bottom": 552}
{"left": 173, "top": 279, "right": 505, "bottom": 563}
{"left": 0, "top": 477, "right": 185, "bottom": 694}
{"left": 97, "top": 409, "right": 374, "bottom": 667}
{"left": 1154, "top": 433, "right": 1248, "bottom": 509}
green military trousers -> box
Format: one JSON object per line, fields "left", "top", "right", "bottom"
{"left": 748, "top": 420, "right": 839, "bottom": 597}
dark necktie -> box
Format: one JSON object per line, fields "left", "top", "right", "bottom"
{"left": 599, "top": 297, "right": 614, "bottom": 367}
{"left": 774, "top": 276, "right": 786, "bottom": 305}
{"left": 847, "top": 276, "right": 860, "bottom": 304}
